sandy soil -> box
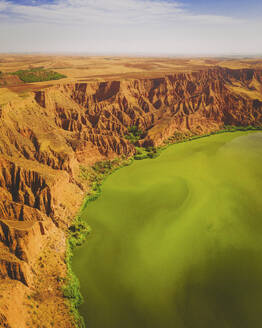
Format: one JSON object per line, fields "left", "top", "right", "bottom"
{"left": 0, "top": 55, "right": 261, "bottom": 95}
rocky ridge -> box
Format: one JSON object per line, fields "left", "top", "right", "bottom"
{"left": 0, "top": 66, "right": 262, "bottom": 327}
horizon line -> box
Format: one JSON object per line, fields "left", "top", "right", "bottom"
{"left": 0, "top": 52, "right": 261, "bottom": 59}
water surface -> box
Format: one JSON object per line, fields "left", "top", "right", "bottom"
{"left": 73, "top": 132, "right": 262, "bottom": 328}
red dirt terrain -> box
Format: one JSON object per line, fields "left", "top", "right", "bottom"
{"left": 0, "top": 64, "right": 262, "bottom": 328}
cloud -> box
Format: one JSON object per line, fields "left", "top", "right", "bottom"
{"left": 0, "top": 0, "right": 8, "bottom": 11}
{"left": 0, "top": 0, "right": 260, "bottom": 54}
{"left": 0, "top": 0, "right": 243, "bottom": 26}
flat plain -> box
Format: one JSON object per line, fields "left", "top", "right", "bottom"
{"left": 1, "top": 54, "right": 262, "bottom": 92}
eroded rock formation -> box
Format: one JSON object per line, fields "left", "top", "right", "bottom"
{"left": 0, "top": 67, "right": 261, "bottom": 327}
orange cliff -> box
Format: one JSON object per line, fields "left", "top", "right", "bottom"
{"left": 0, "top": 66, "right": 262, "bottom": 327}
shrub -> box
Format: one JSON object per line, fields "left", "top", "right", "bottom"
{"left": 134, "top": 146, "right": 160, "bottom": 160}
{"left": 69, "top": 219, "right": 90, "bottom": 248}
{"left": 12, "top": 67, "right": 66, "bottom": 83}
{"left": 79, "top": 166, "right": 90, "bottom": 180}
{"left": 62, "top": 274, "right": 83, "bottom": 307}
{"left": 92, "top": 158, "right": 121, "bottom": 175}
{"left": 125, "top": 125, "right": 143, "bottom": 144}
{"left": 62, "top": 214, "right": 92, "bottom": 328}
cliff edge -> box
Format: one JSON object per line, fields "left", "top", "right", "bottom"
{"left": 0, "top": 67, "right": 262, "bottom": 327}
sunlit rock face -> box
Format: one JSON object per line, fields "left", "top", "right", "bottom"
{"left": 0, "top": 67, "right": 261, "bottom": 327}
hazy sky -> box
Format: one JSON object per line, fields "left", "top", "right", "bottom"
{"left": 0, "top": 0, "right": 261, "bottom": 55}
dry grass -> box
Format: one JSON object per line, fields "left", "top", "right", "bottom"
{"left": 0, "top": 55, "right": 261, "bottom": 74}
{"left": 226, "top": 83, "right": 262, "bottom": 101}
{"left": 1, "top": 55, "right": 261, "bottom": 93}
{"left": 0, "top": 87, "right": 20, "bottom": 104}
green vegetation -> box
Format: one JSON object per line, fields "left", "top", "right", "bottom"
{"left": 134, "top": 146, "right": 160, "bottom": 160}
{"left": 164, "top": 131, "right": 190, "bottom": 143}
{"left": 221, "top": 124, "right": 262, "bottom": 132}
{"left": 73, "top": 130, "right": 262, "bottom": 328}
{"left": 80, "top": 158, "right": 133, "bottom": 194}
{"left": 63, "top": 216, "right": 90, "bottom": 328}
{"left": 134, "top": 126, "right": 262, "bottom": 161}
{"left": 69, "top": 219, "right": 91, "bottom": 248}
{"left": 80, "top": 158, "right": 124, "bottom": 182}
{"left": 12, "top": 67, "right": 66, "bottom": 83}
{"left": 129, "top": 125, "right": 262, "bottom": 162}
{"left": 92, "top": 159, "right": 122, "bottom": 174}
{"left": 125, "top": 125, "right": 143, "bottom": 144}
{"left": 164, "top": 125, "right": 262, "bottom": 146}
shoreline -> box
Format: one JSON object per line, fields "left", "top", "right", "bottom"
{"left": 65, "top": 125, "right": 262, "bottom": 328}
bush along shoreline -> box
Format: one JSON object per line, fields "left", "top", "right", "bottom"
{"left": 135, "top": 125, "right": 262, "bottom": 160}
{"left": 164, "top": 125, "right": 262, "bottom": 146}
{"left": 63, "top": 156, "right": 134, "bottom": 327}
{"left": 64, "top": 124, "right": 262, "bottom": 327}
{"left": 63, "top": 218, "right": 89, "bottom": 328}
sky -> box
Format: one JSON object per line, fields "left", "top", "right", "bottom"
{"left": 0, "top": 0, "right": 261, "bottom": 55}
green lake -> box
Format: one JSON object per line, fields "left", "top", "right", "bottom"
{"left": 72, "top": 131, "right": 262, "bottom": 328}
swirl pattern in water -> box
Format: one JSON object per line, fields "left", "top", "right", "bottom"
{"left": 73, "top": 132, "right": 262, "bottom": 328}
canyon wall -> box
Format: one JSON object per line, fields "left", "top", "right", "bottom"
{"left": 0, "top": 67, "right": 262, "bottom": 327}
